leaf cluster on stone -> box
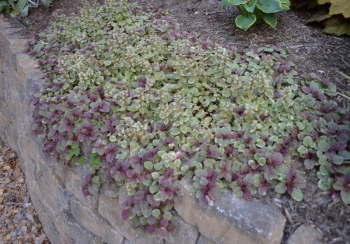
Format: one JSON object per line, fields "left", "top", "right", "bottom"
{"left": 26, "top": 0, "right": 350, "bottom": 235}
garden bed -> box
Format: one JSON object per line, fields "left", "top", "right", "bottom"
{"left": 1, "top": 0, "right": 350, "bottom": 243}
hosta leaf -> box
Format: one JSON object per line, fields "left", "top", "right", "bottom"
{"left": 21, "top": 4, "right": 29, "bottom": 17}
{"left": 322, "top": 16, "right": 350, "bottom": 36}
{"left": 228, "top": 0, "right": 247, "bottom": 5}
{"left": 256, "top": 0, "right": 283, "bottom": 13}
{"left": 329, "top": 0, "right": 350, "bottom": 18}
{"left": 306, "top": 8, "right": 331, "bottom": 23}
{"left": 262, "top": 13, "right": 277, "bottom": 28}
{"left": 0, "top": 2, "right": 10, "bottom": 14}
{"left": 340, "top": 191, "right": 350, "bottom": 204}
{"left": 318, "top": 0, "right": 330, "bottom": 4}
{"left": 291, "top": 188, "right": 303, "bottom": 201}
{"left": 11, "top": 0, "right": 27, "bottom": 16}
{"left": 235, "top": 14, "right": 257, "bottom": 31}
{"left": 243, "top": 0, "right": 257, "bottom": 13}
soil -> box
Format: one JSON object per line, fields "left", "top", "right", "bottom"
{"left": 2, "top": 0, "right": 350, "bottom": 243}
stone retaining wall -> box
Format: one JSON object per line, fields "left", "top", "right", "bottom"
{"left": 0, "top": 16, "right": 287, "bottom": 244}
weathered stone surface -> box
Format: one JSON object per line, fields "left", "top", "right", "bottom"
{"left": 123, "top": 239, "right": 134, "bottom": 244}
{"left": 70, "top": 197, "right": 124, "bottom": 244}
{"left": 101, "top": 181, "right": 119, "bottom": 199}
{"left": 197, "top": 235, "right": 215, "bottom": 244}
{"left": 98, "top": 194, "right": 164, "bottom": 244}
{"left": 56, "top": 211, "right": 105, "bottom": 244}
{"left": 286, "top": 225, "right": 323, "bottom": 244}
{"left": 65, "top": 170, "right": 99, "bottom": 210}
{"left": 165, "top": 213, "right": 199, "bottom": 244}
{"left": 174, "top": 178, "right": 285, "bottom": 244}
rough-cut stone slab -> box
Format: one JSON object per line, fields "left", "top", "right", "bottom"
{"left": 70, "top": 197, "right": 124, "bottom": 244}
{"left": 56, "top": 211, "right": 105, "bottom": 244}
{"left": 174, "top": 178, "right": 285, "bottom": 244}
{"left": 165, "top": 213, "right": 199, "bottom": 244}
{"left": 65, "top": 170, "right": 99, "bottom": 210}
{"left": 98, "top": 194, "right": 164, "bottom": 244}
{"left": 286, "top": 225, "right": 323, "bottom": 244}
{"left": 197, "top": 235, "right": 215, "bottom": 244}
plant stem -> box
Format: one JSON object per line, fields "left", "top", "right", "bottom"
{"left": 236, "top": 5, "right": 245, "bottom": 16}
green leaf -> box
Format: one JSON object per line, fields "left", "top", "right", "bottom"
{"left": 90, "top": 153, "right": 101, "bottom": 165}
{"left": 340, "top": 190, "right": 350, "bottom": 204}
{"left": 275, "top": 182, "right": 287, "bottom": 193}
{"left": 152, "top": 209, "right": 161, "bottom": 218}
{"left": 170, "top": 127, "right": 180, "bottom": 136}
{"left": 304, "top": 159, "right": 315, "bottom": 169}
{"left": 235, "top": 14, "right": 257, "bottom": 31}
{"left": 318, "top": 136, "right": 330, "bottom": 152}
{"left": 12, "top": 0, "right": 27, "bottom": 16}
{"left": 329, "top": 0, "right": 350, "bottom": 18}
{"left": 322, "top": 15, "right": 350, "bottom": 36}
{"left": 306, "top": 8, "right": 331, "bottom": 23}
{"left": 150, "top": 185, "right": 159, "bottom": 194}
{"left": 92, "top": 176, "right": 99, "bottom": 183}
{"left": 297, "top": 145, "right": 308, "bottom": 154}
{"left": 40, "top": 0, "right": 51, "bottom": 8}
{"left": 20, "top": 4, "right": 28, "bottom": 17}
{"left": 338, "top": 150, "right": 350, "bottom": 160}
{"left": 291, "top": 188, "right": 303, "bottom": 201}
{"left": 0, "top": 2, "right": 11, "bottom": 14}
{"left": 243, "top": 0, "right": 257, "bottom": 12}
{"left": 163, "top": 212, "right": 172, "bottom": 220}
{"left": 104, "top": 60, "right": 112, "bottom": 66}
{"left": 222, "top": 0, "right": 229, "bottom": 9}
{"left": 144, "top": 161, "right": 153, "bottom": 170}
{"left": 262, "top": 12, "right": 277, "bottom": 28}
{"left": 303, "top": 136, "right": 314, "bottom": 147}
{"left": 256, "top": 0, "right": 283, "bottom": 13}
{"left": 228, "top": 0, "right": 247, "bottom": 5}
{"left": 332, "top": 155, "right": 344, "bottom": 165}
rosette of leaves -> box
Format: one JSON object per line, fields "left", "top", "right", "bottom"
{"left": 27, "top": 0, "right": 350, "bottom": 236}
{"left": 290, "top": 0, "right": 350, "bottom": 36}
{"left": 221, "top": 0, "right": 291, "bottom": 31}
{"left": 0, "top": 0, "right": 51, "bottom": 16}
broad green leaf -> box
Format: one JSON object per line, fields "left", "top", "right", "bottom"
{"left": 297, "top": 145, "right": 308, "bottom": 154}
{"left": 329, "top": 0, "right": 350, "bottom": 18}
{"left": 92, "top": 176, "right": 99, "bottom": 183}
{"left": 322, "top": 16, "right": 350, "bottom": 36}
{"left": 242, "top": 0, "right": 257, "bottom": 13}
{"left": 275, "top": 182, "right": 287, "bottom": 193}
{"left": 338, "top": 150, "right": 350, "bottom": 160}
{"left": 170, "top": 127, "right": 180, "bottom": 136}
{"left": 0, "top": 2, "right": 11, "bottom": 14}
{"left": 306, "top": 8, "right": 331, "bottom": 23}
{"left": 256, "top": 0, "right": 283, "bottom": 13}
{"left": 304, "top": 159, "right": 315, "bottom": 169}
{"left": 303, "top": 136, "right": 314, "bottom": 147}
{"left": 150, "top": 185, "right": 159, "bottom": 194}
{"left": 235, "top": 14, "right": 257, "bottom": 31}
{"left": 340, "top": 190, "right": 350, "bottom": 204}
{"left": 228, "top": 0, "right": 247, "bottom": 5}
{"left": 291, "top": 188, "right": 303, "bottom": 201}
{"left": 104, "top": 60, "right": 112, "bottom": 66}
{"left": 21, "top": 4, "right": 28, "bottom": 17}
{"left": 262, "top": 12, "right": 277, "bottom": 28}
{"left": 11, "top": 0, "right": 27, "bottom": 16}
{"left": 163, "top": 212, "right": 172, "bottom": 220}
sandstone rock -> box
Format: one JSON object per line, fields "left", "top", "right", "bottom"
{"left": 98, "top": 194, "right": 164, "bottom": 244}
{"left": 174, "top": 178, "right": 285, "bottom": 244}
{"left": 286, "top": 225, "right": 323, "bottom": 244}
{"left": 197, "top": 235, "right": 215, "bottom": 244}
{"left": 70, "top": 197, "right": 124, "bottom": 244}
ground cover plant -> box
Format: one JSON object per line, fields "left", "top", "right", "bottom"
{"left": 26, "top": 0, "right": 350, "bottom": 236}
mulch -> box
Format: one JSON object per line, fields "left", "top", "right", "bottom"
{"left": 0, "top": 139, "right": 49, "bottom": 244}
{"left": 2, "top": 0, "right": 350, "bottom": 243}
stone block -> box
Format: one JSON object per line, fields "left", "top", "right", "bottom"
{"left": 174, "top": 178, "right": 285, "bottom": 244}
{"left": 28, "top": 189, "right": 64, "bottom": 244}
{"left": 70, "top": 197, "right": 124, "bottom": 244}
{"left": 164, "top": 213, "right": 199, "bottom": 244}
{"left": 197, "top": 235, "right": 215, "bottom": 244}
{"left": 286, "top": 225, "right": 323, "bottom": 244}
{"left": 65, "top": 170, "right": 99, "bottom": 210}
{"left": 123, "top": 240, "right": 134, "bottom": 244}
{"left": 98, "top": 194, "right": 164, "bottom": 244}
{"left": 56, "top": 211, "right": 105, "bottom": 244}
